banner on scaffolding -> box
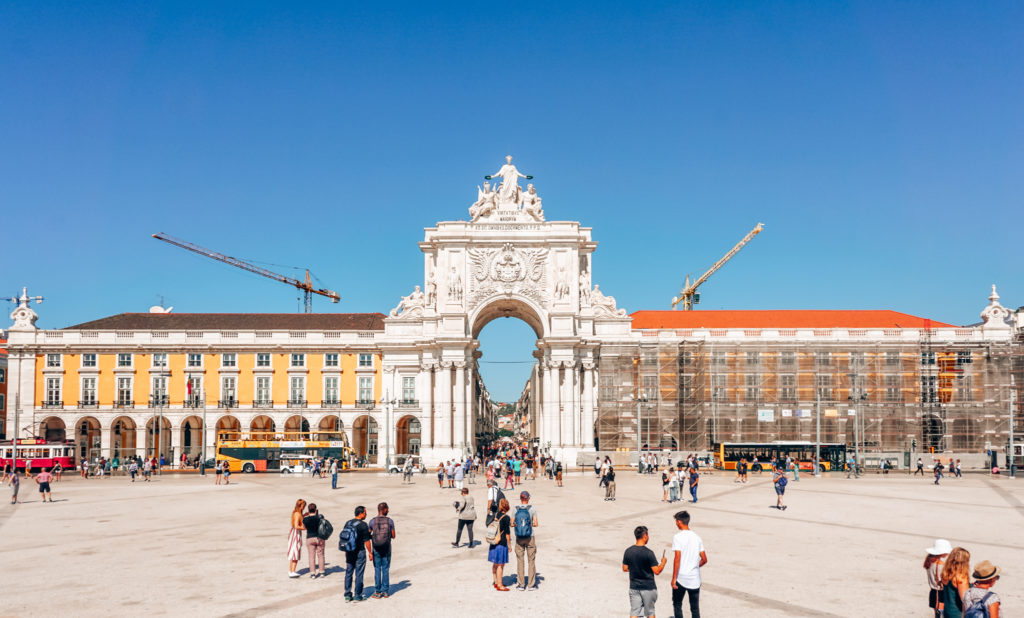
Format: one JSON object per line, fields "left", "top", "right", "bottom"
{"left": 757, "top": 409, "right": 775, "bottom": 422}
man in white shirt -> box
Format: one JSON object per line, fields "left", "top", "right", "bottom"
{"left": 671, "top": 510, "right": 707, "bottom": 618}
{"left": 330, "top": 458, "right": 339, "bottom": 490}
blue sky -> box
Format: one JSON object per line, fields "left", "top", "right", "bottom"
{"left": 2, "top": 2, "right": 1021, "bottom": 401}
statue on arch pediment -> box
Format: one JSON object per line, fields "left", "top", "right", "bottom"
{"left": 486, "top": 155, "right": 532, "bottom": 207}
{"left": 389, "top": 285, "right": 426, "bottom": 319}
{"left": 591, "top": 284, "right": 627, "bottom": 317}
{"left": 522, "top": 184, "right": 544, "bottom": 221}
{"left": 469, "top": 181, "right": 497, "bottom": 221}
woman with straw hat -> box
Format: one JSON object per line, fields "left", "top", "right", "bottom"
{"left": 962, "top": 561, "right": 1001, "bottom": 618}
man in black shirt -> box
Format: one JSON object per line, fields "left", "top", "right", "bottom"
{"left": 343, "top": 506, "right": 373, "bottom": 602}
{"left": 622, "top": 525, "right": 668, "bottom": 618}
{"left": 302, "top": 503, "right": 327, "bottom": 578}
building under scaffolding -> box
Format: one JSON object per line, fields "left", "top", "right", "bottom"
{"left": 594, "top": 291, "right": 1023, "bottom": 466}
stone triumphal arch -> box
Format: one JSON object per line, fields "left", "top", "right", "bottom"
{"left": 383, "top": 156, "right": 631, "bottom": 464}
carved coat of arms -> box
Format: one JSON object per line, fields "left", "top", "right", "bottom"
{"left": 467, "top": 243, "right": 549, "bottom": 307}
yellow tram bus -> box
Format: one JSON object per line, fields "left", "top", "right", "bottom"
{"left": 216, "top": 431, "right": 352, "bottom": 473}
{"left": 713, "top": 441, "right": 846, "bottom": 472}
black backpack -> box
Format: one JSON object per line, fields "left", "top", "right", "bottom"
{"left": 338, "top": 519, "right": 359, "bottom": 552}
{"left": 317, "top": 515, "right": 334, "bottom": 541}
{"left": 491, "top": 488, "right": 506, "bottom": 512}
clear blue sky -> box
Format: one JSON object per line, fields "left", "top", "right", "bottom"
{"left": 2, "top": 2, "right": 1021, "bottom": 401}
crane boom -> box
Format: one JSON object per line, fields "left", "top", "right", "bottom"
{"left": 671, "top": 222, "right": 763, "bottom": 310}
{"left": 152, "top": 233, "right": 340, "bottom": 312}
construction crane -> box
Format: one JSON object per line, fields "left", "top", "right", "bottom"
{"left": 152, "top": 233, "right": 340, "bottom": 313}
{"left": 671, "top": 222, "right": 764, "bottom": 310}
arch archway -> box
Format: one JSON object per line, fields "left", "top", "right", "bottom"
{"left": 250, "top": 415, "right": 276, "bottom": 436}
{"left": 353, "top": 415, "right": 378, "bottom": 464}
{"left": 180, "top": 415, "right": 204, "bottom": 458}
{"left": 145, "top": 416, "right": 172, "bottom": 460}
{"left": 396, "top": 414, "right": 421, "bottom": 456}
{"left": 316, "top": 415, "right": 345, "bottom": 442}
{"left": 74, "top": 416, "right": 101, "bottom": 461}
{"left": 284, "top": 415, "right": 311, "bottom": 438}
{"left": 469, "top": 295, "right": 546, "bottom": 340}
{"left": 111, "top": 416, "right": 137, "bottom": 459}
{"left": 922, "top": 414, "right": 945, "bottom": 452}
{"left": 39, "top": 416, "right": 66, "bottom": 442}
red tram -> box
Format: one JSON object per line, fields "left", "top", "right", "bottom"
{"left": 0, "top": 438, "right": 77, "bottom": 472}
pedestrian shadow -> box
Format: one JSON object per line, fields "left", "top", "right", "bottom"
{"left": 387, "top": 580, "right": 411, "bottom": 595}
{"left": 323, "top": 565, "right": 346, "bottom": 576}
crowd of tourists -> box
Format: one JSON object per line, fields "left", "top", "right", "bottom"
{"left": 924, "top": 539, "right": 1002, "bottom": 618}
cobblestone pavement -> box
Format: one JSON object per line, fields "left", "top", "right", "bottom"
{"left": 2, "top": 468, "right": 1020, "bottom": 617}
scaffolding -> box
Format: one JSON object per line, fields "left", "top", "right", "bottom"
{"left": 594, "top": 335, "right": 1021, "bottom": 458}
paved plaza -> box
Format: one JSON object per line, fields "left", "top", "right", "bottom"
{"left": 2, "top": 467, "right": 1020, "bottom": 617}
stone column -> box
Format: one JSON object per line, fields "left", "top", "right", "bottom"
{"left": 420, "top": 363, "right": 435, "bottom": 449}
{"left": 101, "top": 423, "right": 113, "bottom": 459}
{"left": 453, "top": 361, "right": 467, "bottom": 456}
{"left": 581, "top": 361, "right": 596, "bottom": 449}
{"left": 436, "top": 362, "right": 452, "bottom": 448}
{"left": 170, "top": 422, "right": 182, "bottom": 463}
{"left": 560, "top": 362, "right": 573, "bottom": 447}
{"left": 382, "top": 367, "right": 396, "bottom": 467}
{"left": 541, "top": 360, "right": 556, "bottom": 450}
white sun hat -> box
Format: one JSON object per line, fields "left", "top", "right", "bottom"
{"left": 926, "top": 539, "right": 953, "bottom": 555}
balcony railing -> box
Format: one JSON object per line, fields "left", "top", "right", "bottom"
{"left": 149, "top": 395, "right": 170, "bottom": 407}
{"left": 399, "top": 399, "right": 419, "bottom": 407}
{"left": 253, "top": 400, "right": 274, "bottom": 408}
{"left": 115, "top": 399, "right": 135, "bottom": 409}
{"left": 183, "top": 398, "right": 204, "bottom": 409}
{"left": 43, "top": 400, "right": 63, "bottom": 409}
{"left": 322, "top": 398, "right": 341, "bottom": 406}
{"left": 356, "top": 399, "right": 376, "bottom": 406}
{"left": 78, "top": 399, "right": 98, "bottom": 408}
{"left": 287, "top": 399, "right": 308, "bottom": 408}
{"left": 218, "top": 399, "right": 239, "bottom": 409}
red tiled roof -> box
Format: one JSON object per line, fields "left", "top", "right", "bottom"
{"left": 63, "top": 313, "right": 387, "bottom": 331}
{"left": 629, "top": 310, "right": 955, "bottom": 330}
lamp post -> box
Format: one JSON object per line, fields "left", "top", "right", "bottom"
{"left": 200, "top": 388, "right": 207, "bottom": 476}
{"left": 1010, "top": 387, "right": 1016, "bottom": 478}
{"left": 381, "top": 390, "right": 399, "bottom": 471}
{"left": 815, "top": 390, "right": 821, "bottom": 477}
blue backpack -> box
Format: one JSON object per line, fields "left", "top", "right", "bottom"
{"left": 777, "top": 475, "right": 788, "bottom": 488}
{"left": 963, "top": 591, "right": 994, "bottom": 618}
{"left": 514, "top": 506, "right": 533, "bottom": 538}
{"left": 338, "top": 519, "right": 359, "bottom": 552}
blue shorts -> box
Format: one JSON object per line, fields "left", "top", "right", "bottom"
{"left": 775, "top": 485, "right": 785, "bottom": 495}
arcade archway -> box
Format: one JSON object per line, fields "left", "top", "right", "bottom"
{"left": 353, "top": 415, "right": 378, "bottom": 464}
{"left": 396, "top": 414, "right": 422, "bottom": 456}
{"left": 39, "top": 416, "right": 66, "bottom": 442}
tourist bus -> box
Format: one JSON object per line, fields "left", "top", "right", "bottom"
{"left": 0, "top": 438, "right": 77, "bottom": 472}
{"left": 215, "top": 431, "right": 352, "bottom": 473}
{"left": 712, "top": 441, "right": 846, "bottom": 472}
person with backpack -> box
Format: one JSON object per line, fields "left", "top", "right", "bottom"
{"left": 302, "top": 503, "right": 332, "bottom": 578}
{"left": 486, "top": 479, "right": 506, "bottom": 526}
{"left": 773, "top": 464, "right": 788, "bottom": 510}
{"left": 513, "top": 491, "right": 539, "bottom": 591}
{"left": 961, "top": 560, "right": 1001, "bottom": 618}
{"left": 339, "top": 505, "right": 372, "bottom": 602}
{"left": 923, "top": 538, "right": 952, "bottom": 616}
{"left": 487, "top": 498, "right": 512, "bottom": 591}
{"left": 368, "top": 502, "right": 396, "bottom": 599}
{"left": 555, "top": 460, "right": 564, "bottom": 487}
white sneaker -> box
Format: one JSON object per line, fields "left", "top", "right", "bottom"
{"left": 288, "top": 572, "right": 300, "bottom": 578}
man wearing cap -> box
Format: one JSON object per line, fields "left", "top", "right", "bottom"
{"left": 962, "top": 560, "right": 1001, "bottom": 617}
{"left": 513, "top": 490, "right": 539, "bottom": 591}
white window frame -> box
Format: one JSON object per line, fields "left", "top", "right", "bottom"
{"left": 401, "top": 376, "right": 416, "bottom": 402}
{"left": 116, "top": 353, "right": 133, "bottom": 368}
{"left": 81, "top": 354, "right": 97, "bottom": 368}
{"left": 45, "top": 376, "right": 62, "bottom": 404}
{"left": 324, "top": 353, "right": 340, "bottom": 368}
{"left": 221, "top": 376, "right": 237, "bottom": 403}
{"left": 358, "top": 353, "right": 373, "bottom": 368}
{"left": 151, "top": 353, "right": 168, "bottom": 368}
{"left": 152, "top": 375, "right": 168, "bottom": 399}
{"left": 186, "top": 376, "right": 203, "bottom": 406}
{"left": 289, "top": 376, "right": 306, "bottom": 402}
{"left": 256, "top": 353, "right": 272, "bottom": 368}
{"left": 290, "top": 353, "right": 306, "bottom": 368}
{"left": 116, "top": 377, "right": 133, "bottom": 405}
{"left": 221, "top": 353, "right": 237, "bottom": 368}
{"left": 323, "top": 376, "right": 340, "bottom": 404}
{"left": 187, "top": 353, "right": 203, "bottom": 368}
{"left": 358, "top": 376, "right": 374, "bottom": 403}
{"left": 255, "top": 376, "right": 272, "bottom": 404}
{"left": 46, "top": 354, "right": 61, "bottom": 368}
{"left": 81, "top": 377, "right": 98, "bottom": 404}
